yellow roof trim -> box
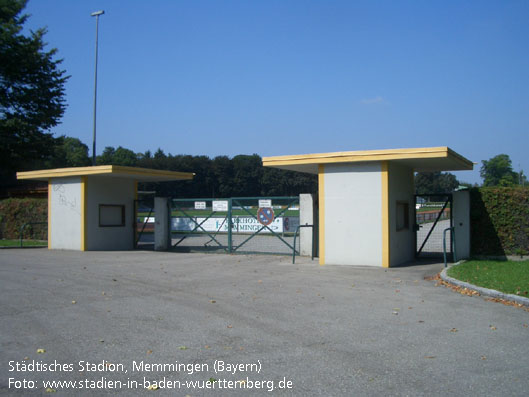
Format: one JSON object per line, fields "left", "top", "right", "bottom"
{"left": 17, "top": 165, "right": 195, "bottom": 181}
{"left": 263, "top": 146, "right": 473, "bottom": 170}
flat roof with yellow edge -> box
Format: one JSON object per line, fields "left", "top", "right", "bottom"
{"left": 262, "top": 146, "right": 473, "bottom": 174}
{"left": 17, "top": 165, "right": 195, "bottom": 182}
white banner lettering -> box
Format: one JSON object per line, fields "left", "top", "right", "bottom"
{"left": 170, "top": 216, "right": 300, "bottom": 233}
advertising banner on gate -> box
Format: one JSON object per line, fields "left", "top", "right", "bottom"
{"left": 282, "top": 216, "right": 300, "bottom": 232}
{"left": 171, "top": 216, "right": 300, "bottom": 233}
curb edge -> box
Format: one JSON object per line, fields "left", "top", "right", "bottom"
{"left": 441, "top": 263, "right": 529, "bottom": 307}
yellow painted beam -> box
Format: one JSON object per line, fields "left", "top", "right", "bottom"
{"left": 48, "top": 179, "right": 51, "bottom": 250}
{"left": 16, "top": 165, "right": 194, "bottom": 181}
{"left": 262, "top": 146, "right": 473, "bottom": 170}
{"left": 80, "top": 176, "right": 87, "bottom": 251}
{"left": 381, "top": 161, "right": 390, "bottom": 267}
{"left": 318, "top": 164, "right": 325, "bottom": 265}
{"left": 134, "top": 181, "right": 138, "bottom": 247}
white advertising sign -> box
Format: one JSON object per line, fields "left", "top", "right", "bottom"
{"left": 212, "top": 200, "right": 228, "bottom": 212}
{"left": 194, "top": 201, "right": 207, "bottom": 210}
{"left": 258, "top": 199, "right": 272, "bottom": 208}
{"left": 282, "top": 216, "right": 300, "bottom": 232}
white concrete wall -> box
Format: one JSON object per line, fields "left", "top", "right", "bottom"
{"left": 299, "top": 193, "right": 315, "bottom": 256}
{"left": 324, "top": 162, "right": 382, "bottom": 266}
{"left": 154, "top": 197, "right": 170, "bottom": 251}
{"left": 452, "top": 190, "right": 470, "bottom": 260}
{"left": 388, "top": 163, "right": 415, "bottom": 266}
{"left": 85, "top": 176, "right": 135, "bottom": 250}
{"left": 50, "top": 178, "right": 82, "bottom": 250}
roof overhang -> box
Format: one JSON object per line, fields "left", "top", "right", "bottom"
{"left": 17, "top": 165, "right": 195, "bottom": 182}
{"left": 262, "top": 146, "right": 474, "bottom": 174}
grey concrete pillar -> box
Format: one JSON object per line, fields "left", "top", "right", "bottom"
{"left": 300, "top": 193, "right": 315, "bottom": 256}
{"left": 154, "top": 197, "right": 170, "bottom": 251}
{"left": 452, "top": 190, "right": 470, "bottom": 260}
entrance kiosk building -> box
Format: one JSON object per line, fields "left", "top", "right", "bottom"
{"left": 263, "top": 147, "right": 473, "bottom": 267}
{"left": 17, "top": 166, "right": 194, "bottom": 251}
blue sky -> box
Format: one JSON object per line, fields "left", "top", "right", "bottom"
{"left": 24, "top": 0, "right": 528, "bottom": 184}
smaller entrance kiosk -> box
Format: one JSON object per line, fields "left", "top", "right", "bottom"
{"left": 263, "top": 147, "right": 473, "bottom": 267}
{"left": 17, "top": 166, "right": 194, "bottom": 251}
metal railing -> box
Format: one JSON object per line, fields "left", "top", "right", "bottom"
{"left": 18, "top": 222, "right": 47, "bottom": 248}
{"left": 443, "top": 227, "right": 457, "bottom": 267}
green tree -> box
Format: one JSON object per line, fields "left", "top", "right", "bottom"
{"left": 232, "top": 154, "right": 262, "bottom": 196}
{"left": 519, "top": 170, "right": 527, "bottom": 186}
{"left": 96, "top": 146, "right": 115, "bottom": 165}
{"left": 96, "top": 146, "right": 138, "bottom": 166}
{"left": 480, "top": 154, "right": 518, "bottom": 187}
{"left": 152, "top": 148, "right": 168, "bottom": 169}
{"left": 105, "top": 146, "right": 318, "bottom": 198}
{"left": 261, "top": 168, "right": 317, "bottom": 196}
{"left": 136, "top": 150, "right": 153, "bottom": 168}
{"left": 0, "top": 0, "right": 69, "bottom": 185}
{"left": 414, "top": 172, "right": 459, "bottom": 194}
{"left": 112, "top": 146, "right": 137, "bottom": 166}
{"left": 48, "top": 136, "right": 90, "bottom": 167}
{"left": 212, "top": 155, "right": 234, "bottom": 197}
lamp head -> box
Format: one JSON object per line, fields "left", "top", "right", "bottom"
{"left": 91, "top": 10, "right": 104, "bottom": 17}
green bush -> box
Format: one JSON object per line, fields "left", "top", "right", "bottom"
{"left": 470, "top": 187, "right": 529, "bottom": 256}
{"left": 0, "top": 198, "right": 47, "bottom": 240}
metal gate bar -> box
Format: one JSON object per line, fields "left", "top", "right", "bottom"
{"left": 134, "top": 199, "right": 154, "bottom": 249}
{"left": 170, "top": 198, "right": 231, "bottom": 253}
{"left": 231, "top": 197, "right": 298, "bottom": 253}
{"left": 417, "top": 199, "right": 449, "bottom": 256}
{"left": 204, "top": 217, "right": 227, "bottom": 247}
{"left": 415, "top": 194, "right": 453, "bottom": 257}
{"left": 171, "top": 205, "right": 226, "bottom": 250}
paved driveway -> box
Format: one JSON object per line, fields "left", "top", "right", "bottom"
{"left": 0, "top": 249, "right": 528, "bottom": 396}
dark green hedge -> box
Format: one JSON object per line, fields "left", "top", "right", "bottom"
{"left": 0, "top": 198, "right": 47, "bottom": 240}
{"left": 470, "top": 187, "right": 529, "bottom": 256}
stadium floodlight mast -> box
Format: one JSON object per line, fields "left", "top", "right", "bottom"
{"left": 91, "top": 10, "right": 105, "bottom": 166}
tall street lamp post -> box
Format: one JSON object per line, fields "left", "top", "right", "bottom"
{"left": 91, "top": 10, "right": 104, "bottom": 166}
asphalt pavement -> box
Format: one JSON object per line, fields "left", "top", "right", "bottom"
{"left": 0, "top": 249, "right": 528, "bottom": 396}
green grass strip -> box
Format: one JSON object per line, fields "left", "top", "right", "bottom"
{"left": 0, "top": 239, "right": 47, "bottom": 247}
{"left": 447, "top": 260, "right": 529, "bottom": 296}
